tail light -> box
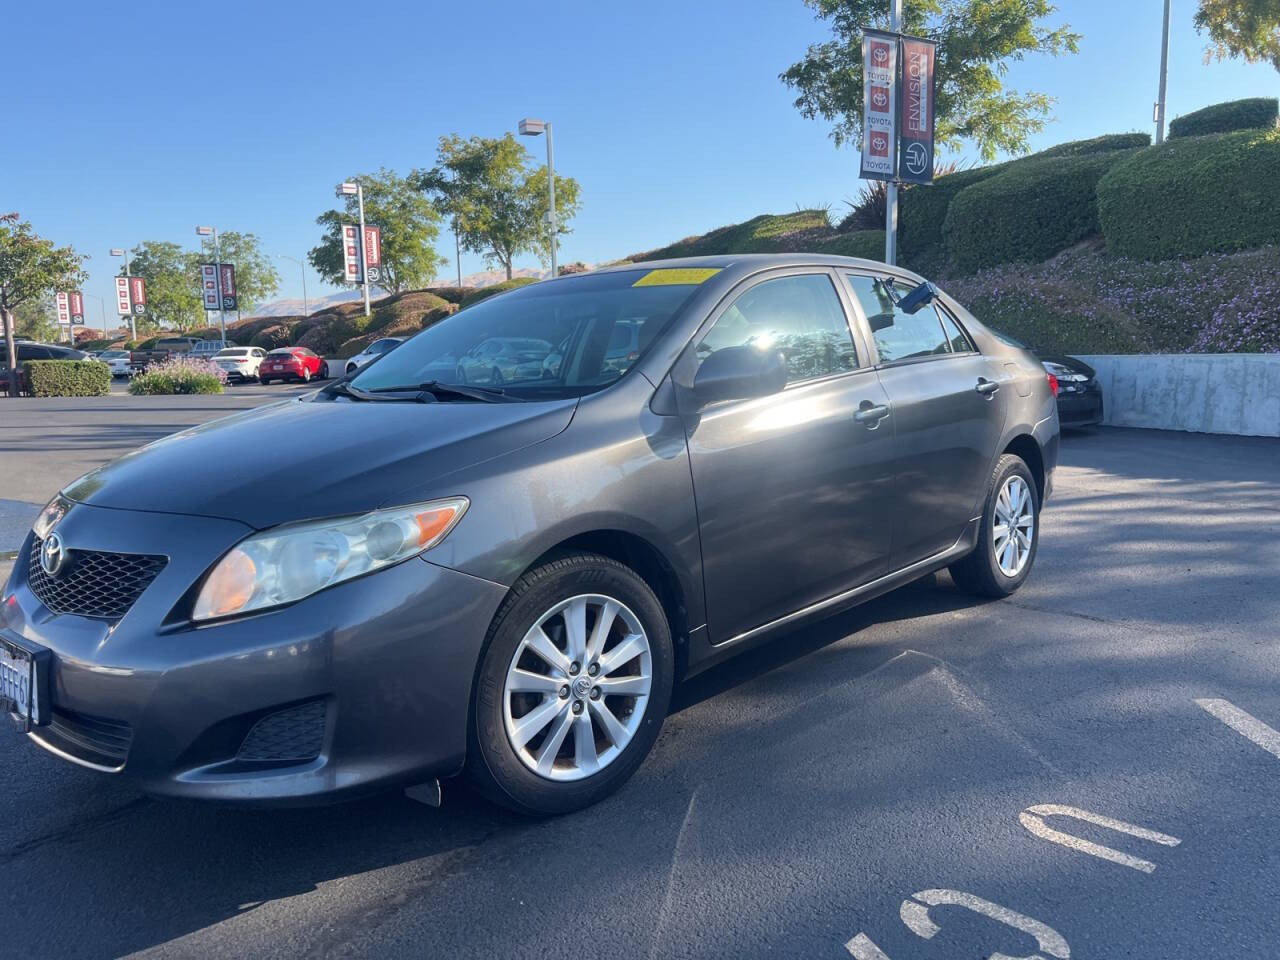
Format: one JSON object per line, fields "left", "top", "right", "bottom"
{"left": 1047, "top": 372, "right": 1059, "bottom": 397}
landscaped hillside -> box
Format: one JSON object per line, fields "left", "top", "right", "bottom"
{"left": 620, "top": 97, "right": 1280, "bottom": 354}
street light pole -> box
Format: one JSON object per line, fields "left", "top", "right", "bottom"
{"left": 276, "top": 254, "right": 309, "bottom": 317}
{"left": 519, "top": 117, "right": 557, "bottom": 278}
{"left": 1155, "top": 0, "right": 1172, "bottom": 144}
{"left": 111, "top": 246, "right": 137, "bottom": 341}
{"left": 885, "top": 0, "right": 903, "bottom": 266}
{"left": 197, "top": 226, "right": 227, "bottom": 340}
{"left": 357, "top": 183, "right": 371, "bottom": 316}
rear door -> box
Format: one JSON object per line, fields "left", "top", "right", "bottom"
{"left": 674, "top": 268, "right": 897, "bottom": 644}
{"left": 843, "top": 272, "right": 1009, "bottom": 571}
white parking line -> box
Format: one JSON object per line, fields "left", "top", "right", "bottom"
{"left": 845, "top": 932, "right": 891, "bottom": 960}
{"left": 1018, "top": 804, "right": 1181, "bottom": 874}
{"left": 1196, "top": 698, "right": 1280, "bottom": 760}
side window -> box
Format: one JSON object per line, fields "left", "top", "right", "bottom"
{"left": 937, "top": 305, "right": 975, "bottom": 353}
{"left": 845, "top": 274, "right": 951, "bottom": 364}
{"left": 696, "top": 273, "right": 857, "bottom": 383}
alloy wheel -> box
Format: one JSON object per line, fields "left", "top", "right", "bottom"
{"left": 993, "top": 475, "right": 1034, "bottom": 577}
{"left": 502, "top": 593, "right": 653, "bottom": 782}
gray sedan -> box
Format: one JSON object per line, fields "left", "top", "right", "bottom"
{"left": 1, "top": 254, "right": 1058, "bottom": 815}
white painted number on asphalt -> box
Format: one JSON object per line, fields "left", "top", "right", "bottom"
{"left": 846, "top": 889, "right": 1071, "bottom": 960}
{"left": 1196, "top": 698, "right": 1280, "bottom": 760}
{"left": 1018, "top": 803, "right": 1181, "bottom": 874}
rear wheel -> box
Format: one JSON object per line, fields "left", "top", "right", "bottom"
{"left": 469, "top": 553, "right": 673, "bottom": 816}
{"left": 302, "top": 367, "right": 311, "bottom": 383}
{"left": 260, "top": 377, "right": 272, "bottom": 385}
{"left": 949, "top": 453, "right": 1040, "bottom": 598}
{"left": 319, "top": 362, "right": 329, "bottom": 379}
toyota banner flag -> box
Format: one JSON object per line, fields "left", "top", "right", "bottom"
{"left": 55, "top": 292, "right": 71, "bottom": 326}
{"left": 860, "top": 30, "right": 898, "bottom": 181}
{"left": 68, "top": 291, "right": 85, "bottom": 325}
{"left": 201, "top": 264, "right": 220, "bottom": 310}
{"left": 129, "top": 277, "right": 147, "bottom": 315}
{"left": 363, "top": 226, "right": 383, "bottom": 283}
{"left": 219, "top": 263, "right": 238, "bottom": 311}
{"left": 898, "top": 35, "right": 938, "bottom": 185}
{"left": 342, "top": 224, "right": 362, "bottom": 283}
{"left": 115, "top": 277, "right": 132, "bottom": 316}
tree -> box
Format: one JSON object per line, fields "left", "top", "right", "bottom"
{"left": 0, "top": 215, "right": 87, "bottom": 396}
{"left": 1195, "top": 0, "right": 1280, "bottom": 69}
{"left": 195, "top": 231, "right": 280, "bottom": 313}
{"left": 309, "top": 168, "right": 446, "bottom": 293}
{"left": 125, "top": 241, "right": 203, "bottom": 332}
{"left": 781, "top": 0, "right": 1081, "bottom": 161}
{"left": 415, "top": 134, "right": 581, "bottom": 280}
{"left": 14, "top": 295, "right": 58, "bottom": 343}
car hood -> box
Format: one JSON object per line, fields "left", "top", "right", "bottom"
{"left": 64, "top": 395, "right": 578, "bottom": 529}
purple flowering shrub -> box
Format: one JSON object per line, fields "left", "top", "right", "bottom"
{"left": 940, "top": 246, "right": 1280, "bottom": 354}
{"left": 128, "top": 354, "right": 227, "bottom": 395}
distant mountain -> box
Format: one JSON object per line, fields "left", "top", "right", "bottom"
{"left": 249, "top": 266, "right": 553, "bottom": 318}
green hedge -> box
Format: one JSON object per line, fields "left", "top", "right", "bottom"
{"left": 1037, "top": 133, "right": 1152, "bottom": 158}
{"left": 1097, "top": 129, "right": 1280, "bottom": 260}
{"left": 942, "top": 151, "right": 1136, "bottom": 274}
{"left": 813, "top": 230, "right": 886, "bottom": 260}
{"left": 25, "top": 360, "right": 110, "bottom": 397}
{"left": 1169, "top": 98, "right": 1278, "bottom": 139}
{"left": 899, "top": 165, "right": 1008, "bottom": 258}
{"left": 460, "top": 277, "right": 539, "bottom": 308}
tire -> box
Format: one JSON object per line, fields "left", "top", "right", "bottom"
{"left": 469, "top": 553, "right": 674, "bottom": 816}
{"left": 302, "top": 368, "right": 311, "bottom": 383}
{"left": 320, "top": 363, "right": 329, "bottom": 379}
{"left": 489, "top": 366, "right": 504, "bottom": 386}
{"left": 261, "top": 378, "right": 272, "bottom": 386}
{"left": 346, "top": 363, "right": 357, "bottom": 376}
{"left": 949, "top": 453, "right": 1040, "bottom": 598}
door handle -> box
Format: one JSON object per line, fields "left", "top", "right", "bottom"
{"left": 855, "top": 402, "right": 891, "bottom": 425}
{"left": 975, "top": 379, "right": 1000, "bottom": 396}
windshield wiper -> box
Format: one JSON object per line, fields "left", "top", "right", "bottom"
{"left": 329, "top": 381, "right": 430, "bottom": 403}
{"left": 369, "top": 380, "right": 521, "bottom": 403}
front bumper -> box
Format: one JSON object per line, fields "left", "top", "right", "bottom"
{"left": 1, "top": 501, "right": 507, "bottom": 803}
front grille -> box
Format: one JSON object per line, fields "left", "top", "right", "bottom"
{"left": 237, "top": 700, "right": 327, "bottom": 763}
{"left": 27, "top": 537, "right": 167, "bottom": 621}
{"left": 47, "top": 707, "right": 134, "bottom": 767}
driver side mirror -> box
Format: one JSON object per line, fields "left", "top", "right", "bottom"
{"left": 693, "top": 345, "right": 788, "bottom": 404}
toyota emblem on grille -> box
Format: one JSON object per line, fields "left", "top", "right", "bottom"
{"left": 40, "top": 532, "right": 66, "bottom": 577}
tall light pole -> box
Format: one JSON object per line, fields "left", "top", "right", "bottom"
{"left": 196, "top": 226, "right": 227, "bottom": 340}
{"left": 885, "top": 0, "right": 903, "bottom": 266}
{"left": 110, "top": 246, "right": 137, "bottom": 342}
{"left": 518, "top": 117, "right": 557, "bottom": 278}
{"left": 275, "top": 254, "right": 309, "bottom": 317}
{"left": 82, "top": 292, "right": 108, "bottom": 340}
{"left": 340, "top": 181, "right": 371, "bottom": 316}
{"left": 1155, "top": 0, "right": 1172, "bottom": 144}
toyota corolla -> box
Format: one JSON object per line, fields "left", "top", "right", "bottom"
{"left": 1, "top": 255, "right": 1058, "bottom": 815}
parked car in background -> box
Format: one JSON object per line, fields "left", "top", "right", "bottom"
{"left": 455, "top": 337, "right": 553, "bottom": 385}
{"left": 345, "top": 337, "right": 404, "bottom": 376}
{"left": 193, "top": 340, "right": 237, "bottom": 359}
{"left": 214, "top": 347, "right": 268, "bottom": 382}
{"left": 1040, "top": 355, "right": 1103, "bottom": 428}
{"left": 259, "top": 346, "right": 328, "bottom": 384}
{"left": 1, "top": 255, "right": 1058, "bottom": 815}
{"left": 0, "top": 342, "right": 91, "bottom": 392}
{"left": 98, "top": 349, "right": 133, "bottom": 378}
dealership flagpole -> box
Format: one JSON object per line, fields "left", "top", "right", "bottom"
{"left": 1155, "top": 0, "right": 1171, "bottom": 144}
{"left": 884, "top": 0, "right": 903, "bottom": 266}
{"left": 357, "top": 182, "right": 371, "bottom": 317}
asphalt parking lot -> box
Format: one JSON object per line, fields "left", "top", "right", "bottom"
{"left": 2, "top": 400, "right": 1279, "bottom": 959}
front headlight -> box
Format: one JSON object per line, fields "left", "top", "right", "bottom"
{"left": 192, "top": 497, "right": 468, "bottom": 622}
{"left": 32, "top": 494, "right": 71, "bottom": 539}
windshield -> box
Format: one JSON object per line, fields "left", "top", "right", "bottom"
{"left": 350, "top": 269, "right": 703, "bottom": 399}
{"left": 100, "top": 350, "right": 128, "bottom": 358}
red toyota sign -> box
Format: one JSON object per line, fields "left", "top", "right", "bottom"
{"left": 129, "top": 277, "right": 147, "bottom": 315}
{"left": 898, "top": 36, "right": 938, "bottom": 185}
{"left": 342, "top": 224, "right": 362, "bottom": 283}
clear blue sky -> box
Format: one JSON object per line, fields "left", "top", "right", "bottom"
{"left": 7, "top": 0, "right": 1276, "bottom": 318}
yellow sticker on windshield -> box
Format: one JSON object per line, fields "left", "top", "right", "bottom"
{"left": 632, "top": 268, "right": 722, "bottom": 287}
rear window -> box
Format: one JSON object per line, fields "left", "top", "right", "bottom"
{"left": 217, "top": 349, "right": 249, "bottom": 357}
{"left": 268, "top": 348, "right": 297, "bottom": 356}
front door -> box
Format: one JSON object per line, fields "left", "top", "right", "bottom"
{"left": 675, "top": 269, "right": 897, "bottom": 644}
{"left": 843, "top": 273, "right": 1009, "bottom": 569}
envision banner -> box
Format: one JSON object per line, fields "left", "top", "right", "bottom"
{"left": 128, "top": 277, "right": 147, "bottom": 315}
{"left": 68, "top": 291, "right": 85, "bottom": 324}
{"left": 898, "top": 35, "right": 938, "bottom": 184}
{"left": 860, "top": 30, "right": 898, "bottom": 181}
{"left": 219, "top": 263, "right": 237, "bottom": 311}
{"left": 363, "top": 225, "right": 382, "bottom": 283}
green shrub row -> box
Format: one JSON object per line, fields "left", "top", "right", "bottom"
{"left": 899, "top": 165, "right": 1008, "bottom": 259}
{"left": 1169, "top": 97, "right": 1278, "bottom": 139}
{"left": 460, "top": 277, "right": 539, "bottom": 308}
{"left": 1097, "top": 129, "right": 1280, "bottom": 260}
{"left": 813, "top": 230, "right": 886, "bottom": 260}
{"left": 1035, "top": 133, "right": 1152, "bottom": 158}
{"left": 25, "top": 360, "right": 110, "bottom": 397}
{"left": 942, "top": 151, "right": 1137, "bottom": 274}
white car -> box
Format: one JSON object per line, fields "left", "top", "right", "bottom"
{"left": 214, "top": 346, "right": 268, "bottom": 382}
{"left": 344, "top": 337, "right": 404, "bottom": 375}
{"left": 98, "top": 349, "right": 133, "bottom": 378}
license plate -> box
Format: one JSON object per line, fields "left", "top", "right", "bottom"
{"left": 1, "top": 634, "right": 51, "bottom": 729}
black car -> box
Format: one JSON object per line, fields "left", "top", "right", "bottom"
{"left": 0, "top": 342, "right": 90, "bottom": 391}
{"left": 1040, "top": 354, "right": 1103, "bottom": 428}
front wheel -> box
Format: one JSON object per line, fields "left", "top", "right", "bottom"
{"left": 949, "top": 453, "right": 1040, "bottom": 598}
{"left": 469, "top": 553, "right": 674, "bottom": 816}
{"left": 301, "top": 368, "right": 311, "bottom": 383}
{"left": 319, "top": 363, "right": 329, "bottom": 379}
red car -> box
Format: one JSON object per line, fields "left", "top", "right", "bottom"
{"left": 258, "top": 347, "right": 329, "bottom": 385}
